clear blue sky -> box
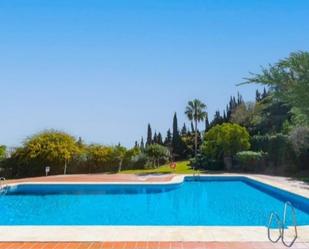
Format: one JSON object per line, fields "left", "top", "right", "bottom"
{"left": 1, "top": 0, "right": 309, "bottom": 147}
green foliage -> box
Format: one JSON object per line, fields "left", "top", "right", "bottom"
{"left": 8, "top": 130, "right": 80, "bottom": 176}
{"left": 244, "top": 51, "right": 309, "bottom": 121}
{"left": 202, "top": 123, "right": 250, "bottom": 159}
{"left": 251, "top": 134, "right": 294, "bottom": 168}
{"left": 171, "top": 113, "right": 187, "bottom": 160}
{"left": 235, "top": 151, "right": 267, "bottom": 171}
{"left": 85, "top": 145, "right": 140, "bottom": 172}
{"left": 189, "top": 154, "right": 224, "bottom": 171}
{"left": 289, "top": 126, "right": 309, "bottom": 170}
{"left": 127, "top": 153, "right": 148, "bottom": 169}
{"left": 185, "top": 99, "right": 207, "bottom": 155}
{"left": 146, "top": 124, "right": 152, "bottom": 146}
{"left": 85, "top": 144, "right": 114, "bottom": 172}
{"left": 145, "top": 144, "right": 170, "bottom": 168}
{"left": 0, "top": 145, "right": 6, "bottom": 161}
{"left": 230, "top": 102, "right": 256, "bottom": 130}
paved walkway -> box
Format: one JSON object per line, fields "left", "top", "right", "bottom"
{"left": 0, "top": 242, "right": 309, "bottom": 249}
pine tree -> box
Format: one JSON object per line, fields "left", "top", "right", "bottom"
{"left": 146, "top": 124, "right": 152, "bottom": 146}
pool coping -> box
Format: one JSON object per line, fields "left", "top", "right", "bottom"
{"left": 1, "top": 174, "right": 309, "bottom": 242}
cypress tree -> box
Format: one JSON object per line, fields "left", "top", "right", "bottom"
{"left": 172, "top": 113, "right": 179, "bottom": 138}
{"left": 172, "top": 113, "right": 186, "bottom": 159}
{"left": 157, "top": 132, "right": 163, "bottom": 145}
{"left": 181, "top": 123, "right": 187, "bottom": 135}
{"left": 153, "top": 132, "right": 158, "bottom": 144}
{"left": 140, "top": 137, "right": 145, "bottom": 151}
{"left": 205, "top": 115, "right": 210, "bottom": 132}
{"left": 256, "top": 89, "right": 261, "bottom": 102}
{"left": 146, "top": 124, "right": 152, "bottom": 146}
{"left": 134, "top": 141, "right": 139, "bottom": 148}
{"left": 164, "top": 129, "right": 172, "bottom": 147}
{"left": 262, "top": 87, "right": 268, "bottom": 99}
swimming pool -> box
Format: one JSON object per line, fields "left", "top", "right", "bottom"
{"left": 0, "top": 176, "right": 308, "bottom": 226}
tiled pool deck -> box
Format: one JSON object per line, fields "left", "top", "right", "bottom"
{"left": 1, "top": 173, "right": 309, "bottom": 248}
{"left": 0, "top": 241, "right": 309, "bottom": 249}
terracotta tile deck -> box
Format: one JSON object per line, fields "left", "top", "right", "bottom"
{"left": 0, "top": 242, "right": 308, "bottom": 249}
{"left": 5, "top": 174, "right": 175, "bottom": 184}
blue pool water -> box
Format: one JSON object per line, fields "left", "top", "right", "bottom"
{"left": 0, "top": 177, "right": 308, "bottom": 226}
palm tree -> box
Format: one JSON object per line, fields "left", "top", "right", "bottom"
{"left": 185, "top": 99, "right": 207, "bottom": 156}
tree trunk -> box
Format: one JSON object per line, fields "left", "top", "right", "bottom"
{"left": 64, "top": 160, "right": 67, "bottom": 175}
{"left": 194, "top": 119, "right": 198, "bottom": 156}
{"left": 118, "top": 159, "right": 123, "bottom": 173}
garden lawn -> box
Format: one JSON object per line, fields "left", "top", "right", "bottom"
{"left": 121, "top": 161, "right": 203, "bottom": 174}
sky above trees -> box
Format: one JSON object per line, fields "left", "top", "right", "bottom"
{"left": 1, "top": 0, "right": 309, "bottom": 147}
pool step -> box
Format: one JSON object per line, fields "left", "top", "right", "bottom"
{"left": 267, "top": 201, "right": 298, "bottom": 247}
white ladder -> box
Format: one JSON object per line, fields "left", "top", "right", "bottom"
{"left": 267, "top": 201, "right": 298, "bottom": 247}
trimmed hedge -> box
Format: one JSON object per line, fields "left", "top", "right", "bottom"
{"left": 235, "top": 151, "right": 267, "bottom": 171}
{"left": 189, "top": 154, "right": 224, "bottom": 171}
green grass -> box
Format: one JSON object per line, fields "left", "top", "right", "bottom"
{"left": 121, "top": 161, "right": 203, "bottom": 174}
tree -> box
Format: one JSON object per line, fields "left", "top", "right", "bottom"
{"left": 164, "top": 129, "right": 172, "bottom": 147}
{"left": 157, "top": 132, "right": 163, "bottom": 145}
{"left": 0, "top": 145, "right": 6, "bottom": 161}
{"left": 172, "top": 112, "right": 179, "bottom": 150}
{"left": 112, "top": 145, "right": 127, "bottom": 172}
{"left": 185, "top": 99, "right": 207, "bottom": 156}
{"left": 243, "top": 51, "right": 309, "bottom": 121}
{"left": 289, "top": 126, "right": 309, "bottom": 170}
{"left": 20, "top": 130, "right": 80, "bottom": 175}
{"left": 181, "top": 123, "right": 187, "bottom": 135}
{"left": 145, "top": 144, "right": 170, "bottom": 167}
{"left": 171, "top": 113, "right": 186, "bottom": 159}
{"left": 153, "top": 132, "right": 158, "bottom": 144}
{"left": 230, "top": 102, "right": 256, "bottom": 130}
{"left": 202, "top": 123, "right": 250, "bottom": 161}
{"left": 205, "top": 115, "right": 210, "bottom": 132}
{"left": 134, "top": 141, "right": 139, "bottom": 148}
{"left": 140, "top": 137, "right": 145, "bottom": 151}
{"left": 86, "top": 144, "right": 114, "bottom": 172}
{"left": 190, "top": 122, "right": 195, "bottom": 132}
{"left": 146, "top": 124, "right": 152, "bottom": 146}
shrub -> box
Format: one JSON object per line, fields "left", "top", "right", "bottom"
{"left": 127, "top": 153, "right": 148, "bottom": 169}
{"left": 289, "top": 126, "right": 309, "bottom": 170}
{"left": 202, "top": 123, "right": 250, "bottom": 159}
{"left": 235, "top": 151, "right": 267, "bottom": 171}
{"left": 251, "top": 134, "right": 294, "bottom": 168}
{"left": 145, "top": 144, "right": 170, "bottom": 168}
{"left": 189, "top": 154, "right": 224, "bottom": 171}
